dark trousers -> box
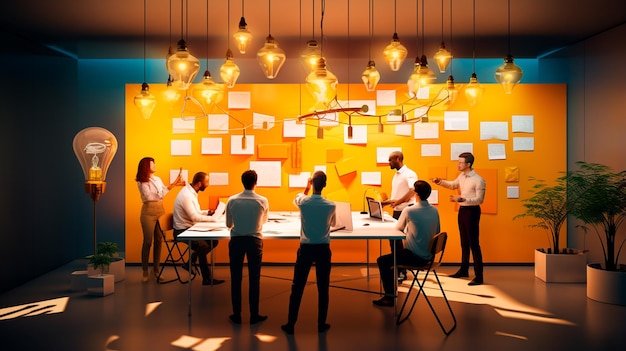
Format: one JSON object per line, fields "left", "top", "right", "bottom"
{"left": 458, "top": 206, "right": 483, "bottom": 277}
{"left": 390, "top": 210, "right": 406, "bottom": 273}
{"left": 174, "top": 229, "right": 219, "bottom": 280}
{"left": 377, "top": 249, "right": 430, "bottom": 296}
{"left": 229, "top": 236, "right": 263, "bottom": 317}
{"left": 286, "top": 244, "right": 332, "bottom": 327}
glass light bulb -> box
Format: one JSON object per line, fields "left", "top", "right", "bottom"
{"left": 166, "top": 39, "right": 201, "bottom": 90}
{"left": 220, "top": 49, "right": 241, "bottom": 88}
{"left": 257, "top": 35, "right": 286, "bottom": 79}
{"left": 495, "top": 54, "right": 523, "bottom": 94}
{"left": 192, "top": 70, "right": 224, "bottom": 107}
{"left": 301, "top": 40, "right": 322, "bottom": 72}
{"left": 73, "top": 127, "right": 118, "bottom": 184}
{"left": 382, "top": 33, "right": 407, "bottom": 72}
{"left": 361, "top": 60, "right": 380, "bottom": 92}
{"left": 433, "top": 42, "right": 453, "bottom": 73}
{"left": 306, "top": 58, "right": 338, "bottom": 110}
{"left": 464, "top": 73, "right": 484, "bottom": 107}
{"left": 233, "top": 17, "right": 253, "bottom": 54}
{"left": 133, "top": 83, "right": 157, "bottom": 119}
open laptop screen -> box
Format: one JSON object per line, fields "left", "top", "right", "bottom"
{"left": 366, "top": 197, "right": 384, "bottom": 221}
{"left": 331, "top": 201, "right": 353, "bottom": 232}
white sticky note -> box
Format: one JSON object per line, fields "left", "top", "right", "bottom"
{"left": 507, "top": 186, "right": 520, "bottom": 199}
{"left": 289, "top": 172, "right": 311, "bottom": 188}
{"left": 172, "top": 118, "right": 195, "bottom": 134}
{"left": 228, "top": 91, "right": 251, "bottom": 109}
{"left": 361, "top": 172, "right": 382, "bottom": 185}
{"left": 344, "top": 125, "right": 368, "bottom": 144}
{"left": 171, "top": 140, "right": 192, "bottom": 156}
{"left": 253, "top": 112, "right": 275, "bottom": 130}
{"left": 377, "top": 147, "right": 402, "bottom": 163}
{"left": 488, "top": 143, "right": 506, "bottom": 160}
{"left": 169, "top": 169, "right": 188, "bottom": 184}
{"left": 283, "top": 119, "right": 306, "bottom": 138}
{"left": 513, "top": 137, "right": 534, "bottom": 151}
{"left": 421, "top": 144, "right": 441, "bottom": 157}
{"left": 444, "top": 111, "right": 469, "bottom": 131}
{"left": 230, "top": 135, "right": 255, "bottom": 155}
{"left": 313, "top": 165, "right": 327, "bottom": 173}
{"left": 208, "top": 114, "right": 229, "bottom": 134}
{"left": 201, "top": 138, "right": 222, "bottom": 155}
{"left": 416, "top": 86, "right": 430, "bottom": 99}
{"left": 250, "top": 161, "right": 282, "bottom": 187}
{"left": 512, "top": 115, "right": 534, "bottom": 133}
{"left": 376, "top": 90, "right": 396, "bottom": 106}
{"left": 209, "top": 172, "right": 229, "bottom": 186}
{"left": 414, "top": 122, "right": 439, "bottom": 139}
{"left": 428, "top": 190, "right": 439, "bottom": 205}
{"left": 480, "top": 122, "right": 509, "bottom": 140}
{"left": 395, "top": 124, "right": 412, "bottom": 136}
{"left": 450, "top": 143, "right": 473, "bottom": 160}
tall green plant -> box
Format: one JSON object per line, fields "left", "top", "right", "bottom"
{"left": 514, "top": 175, "right": 570, "bottom": 254}
{"left": 568, "top": 162, "right": 626, "bottom": 271}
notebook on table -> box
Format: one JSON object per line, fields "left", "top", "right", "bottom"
{"left": 330, "top": 201, "right": 353, "bottom": 232}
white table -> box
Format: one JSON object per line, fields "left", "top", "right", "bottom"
{"left": 177, "top": 212, "right": 404, "bottom": 315}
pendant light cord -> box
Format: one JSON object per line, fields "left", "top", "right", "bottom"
{"left": 227, "top": 0, "right": 231, "bottom": 49}
{"left": 268, "top": 0, "right": 271, "bottom": 35}
{"left": 367, "top": 0, "right": 372, "bottom": 61}
{"left": 421, "top": 0, "right": 425, "bottom": 54}
{"left": 507, "top": 0, "right": 511, "bottom": 54}
{"left": 143, "top": 0, "right": 147, "bottom": 82}
{"left": 472, "top": 0, "right": 476, "bottom": 73}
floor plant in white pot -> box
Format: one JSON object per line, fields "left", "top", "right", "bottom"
{"left": 514, "top": 174, "right": 587, "bottom": 283}
{"left": 568, "top": 162, "right": 626, "bottom": 304}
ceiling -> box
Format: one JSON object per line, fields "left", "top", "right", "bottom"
{"left": 1, "top": 0, "right": 625, "bottom": 60}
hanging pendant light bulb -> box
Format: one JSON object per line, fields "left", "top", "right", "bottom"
{"left": 163, "top": 75, "right": 182, "bottom": 105}
{"left": 301, "top": 40, "right": 322, "bottom": 72}
{"left": 446, "top": 75, "right": 458, "bottom": 106}
{"left": 494, "top": 0, "right": 522, "bottom": 94}
{"left": 134, "top": 0, "right": 156, "bottom": 119}
{"left": 220, "top": 49, "right": 241, "bottom": 88}
{"left": 233, "top": 0, "right": 253, "bottom": 54}
{"left": 167, "top": 39, "right": 201, "bottom": 90}
{"left": 433, "top": 0, "right": 452, "bottom": 73}
{"left": 306, "top": 57, "right": 338, "bottom": 110}
{"left": 193, "top": 70, "right": 225, "bottom": 107}
{"left": 361, "top": 0, "right": 379, "bottom": 91}
{"left": 464, "top": 0, "right": 483, "bottom": 106}
{"left": 257, "top": 0, "right": 286, "bottom": 79}
{"left": 408, "top": 55, "right": 437, "bottom": 96}
{"left": 383, "top": 0, "right": 407, "bottom": 71}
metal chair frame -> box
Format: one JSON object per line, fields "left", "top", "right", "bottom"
{"left": 157, "top": 213, "right": 198, "bottom": 284}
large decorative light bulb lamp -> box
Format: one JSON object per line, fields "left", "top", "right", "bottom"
{"left": 257, "top": 34, "right": 286, "bottom": 79}
{"left": 72, "top": 127, "right": 118, "bottom": 256}
{"left": 407, "top": 55, "right": 437, "bottom": 97}
{"left": 167, "top": 39, "right": 201, "bottom": 90}
{"left": 193, "top": 70, "right": 225, "bottom": 108}
{"left": 306, "top": 57, "right": 338, "bottom": 110}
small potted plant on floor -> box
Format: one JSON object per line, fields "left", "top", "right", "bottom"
{"left": 514, "top": 174, "right": 587, "bottom": 283}
{"left": 568, "top": 162, "right": 626, "bottom": 304}
{"left": 87, "top": 251, "right": 115, "bottom": 296}
{"left": 87, "top": 242, "right": 125, "bottom": 282}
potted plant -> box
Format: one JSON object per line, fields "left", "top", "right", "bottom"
{"left": 87, "top": 242, "right": 125, "bottom": 282}
{"left": 514, "top": 174, "right": 587, "bottom": 283}
{"left": 87, "top": 251, "right": 115, "bottom": 296}
{"left": 568, "top": 162, "right": 626, "bottom": 304}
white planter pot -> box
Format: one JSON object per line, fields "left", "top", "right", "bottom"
{"left": 87, "top": 274, "right": 115, "bottom": 296}
{"left": 70, "top": 270, "right": 89, "bottom": 291}
{"left": 87, "top": 258, "right": 125, "bottom": 283}
{"left": 587, "top": 263, "right": 626, "bottom": 305}
{"left": 534, "top": 248, "right": 587, "bottom": 283}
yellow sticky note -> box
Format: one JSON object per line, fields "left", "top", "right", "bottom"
{"left": 505, "top": 166, "right": 519, "bottom": 182}
{"left": 335, "top": 157, "right": 357, "bottom": 176}
{"left": 326, "top": 149, "right": 343, "bottom": 163}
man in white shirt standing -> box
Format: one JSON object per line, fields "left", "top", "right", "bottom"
{"left": 433, "top": 152, "right": 486, "bottom": 286}
{"left": 173, "top": 171, "right": 225, "bottom": 285}
{"left": 225, "top": 170, "right": 269, "bottom": 325}
{"left": 383, "top": 151, "right": 418, "bottom": 282}
{"left": 281, "top": 171, "right": 336, "bottom": 335}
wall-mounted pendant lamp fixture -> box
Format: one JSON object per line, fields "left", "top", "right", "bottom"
{"left": 464, "top": 0, "right": 483, "bottom": 106}
{"left": 134, "top": 0, "right": 157, "bottom": 119}
{"left": 494, "top": 0, "right": 523, "bottom": 94}
{"left": 382, "top": 0, "right": 407, "bottom": 71}
{"left": 167, "top": 0, "right": 200, "bottom": 90}
{"left": 361, "top": 0, "right": 380, "bottom": 91}
{"left": 220, "top": 0, "right": 241, "bottom": 88}
{"left": 433, "top": 0, "right": 452, "bottom": 72}
{"left": 257, "top": 0, "right": 286, "bottom": 79}
{"left": 301, "top": 0, "right": 322, "bottom": 72}
{"left": 233, "top": 0, "right": 253, "bottom": 54}
{"left": 305, "top": 0, "right": 337, "bottom": 109}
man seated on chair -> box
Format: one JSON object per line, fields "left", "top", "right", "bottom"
{"left": 173, "top": 171, "right": 225, "bottom": 285}
{"left": 373, "top": 180, "right": 440, "bottom": 307}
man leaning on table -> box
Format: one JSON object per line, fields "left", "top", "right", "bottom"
{"left": 373, "top": 180, "right": 440, "bottom": 307}
{"left": 225, "top": 170, "right": 269, "bottom": 325}
{"left": 173, "top": 171, "right": 225, "bottom": 285}
{"left": 281, "top": 171, "right": 336, "bottom": 335}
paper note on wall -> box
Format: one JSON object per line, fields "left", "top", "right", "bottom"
{"left": 513, "top": 137, "right": 534, "bottom": 151}
{"left": 253, "top": 112, "right": 275, "bottom": 130}
{"left": 512, "top": 115, "right": 534, "bottom": 133}
{"left": 444, "top": 111, "right": 469, "bottom": 131}
{"left": 488, "top": 143, "right": 506, "bottom": 160}
{"left": 230, "top": 135, "right": 255, "bottom": 155}
{"left": 314, "top": 165, "right": 327, "bottom": 173}
{"left": 376, "top": 147, "right": 402, "bottom": 163}
{"left": 228, "top": 91, "right": 251, "bottom": 109}
{"left": 335, "top": 157, "right": 358, "bottom": 176}
{"left": 480, "top": 122, "right": 509, "bottom": 140}
{"left": 507, "top": 186, "right": 520, "bottom": 199}
{"left": 376, "top": 90, "right": 396, "bottom": 106}
{"left": 414, "top": 122, "right": 439, "bottom": 139}
{"left": 250, "top": 161, "right": 282, "bottom": 187}
{"left": 289, "top": 172, "right": 311, "bottom": 188}
{"left": 395, "top": 124, "right": 412, "bottom": 136}
{"left": 170, "top": 169, "right": 189, "bottom": 184}
{"left": 172, "top": 118, "right": 195, "bottom": 134}
{"left": 283, "top": 119, "right": 306, "bottom": 138}
{"left": 361, "top": 172, "right": 382, "bottom": 185}
{"left": 209, "top": 172, "right": 229, "bottom": 186}
{"left": 427, "top": 190, "right": 439, "bottom": 205}
{"left": 201, "top": 138, "right": 223, "bottom": 155}
{"left": 421, "top": 144, "right": 441, "bottom": 157}
{"left": 208, "top": 114, "right": 229, "bottom": 134}
{"left": 171, "top": 140, "right": 192, "bottom": 156}
{"left": 344, "top": 125, "right": 368, "bottom": 144}
{"left": 450, "top": 143, "right": 473, "bottom": 160}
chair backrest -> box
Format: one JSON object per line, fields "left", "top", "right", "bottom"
{"left": 159, "top": 213, "right": 174, "bottom": 232}
{"left": 428, "top": 232, "right": 448, "bottom": 263}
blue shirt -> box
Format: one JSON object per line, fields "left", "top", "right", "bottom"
{"left": 395, "top": 200, "right": 441, "bottom": 260}
{"left": 226, "top": 189, "right": 269, "bottom": 239}
{"left": 294, "top": 193, "right": 336, "bottom": 244}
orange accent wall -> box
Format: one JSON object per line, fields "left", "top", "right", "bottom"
{"left": 125, "top": 83, "right": 566, "bottom": 264}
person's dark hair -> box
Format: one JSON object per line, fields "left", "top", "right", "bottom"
{"left": 390, "top": 150, "right": 404, "bottom": 162}
{"left": 413, "top": 180, "right": 432, "bottom": 200}
{"left": 192, "top": 172, "right": 208, "bottom": 185}
{"left": 311, "top": 171, "right": 327, "bottom": 192}
{"left": 241, "top": 170, "right": 258, "bottom": 190}
{"left": 135, "top": 157, "right": 154, "bottom": 182}
{"left": 459, "top": 152, "right": 475, "bottom": 167}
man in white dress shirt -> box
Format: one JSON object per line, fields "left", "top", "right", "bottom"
{"left": 173, "top": 171, "right": 224, "bottom": 285}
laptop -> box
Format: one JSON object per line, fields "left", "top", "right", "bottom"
{"left": 331, "top": 201, "right": 353, "bottom": 232}
{"left": 366, "top": 197, "right": 385, "bottom": 222}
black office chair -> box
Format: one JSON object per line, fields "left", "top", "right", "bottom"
{"left": 396, "top": 232, "right": 457, "bottom": 335}
{"left": 157, "top": 213, "right": 198, "bottom": 284}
